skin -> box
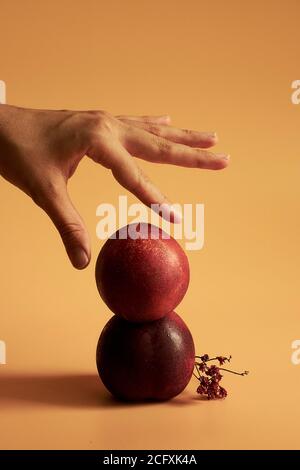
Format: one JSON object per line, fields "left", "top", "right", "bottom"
{"left": 97, "top": 311, "right": 195, "bottom": 401}
{"left": 0, "top": 104, "right": 229, "bottom": 269}
{"left": 95, "top": 223, "right": 190, "bottom": 322}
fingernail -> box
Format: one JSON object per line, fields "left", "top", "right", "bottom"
{"left": 208, "top": 132, "right": 217, "bottom": 139}
{"left": 72, "top": 249, "right": 89, "bottom": 269}
{"left": 216, "top": 153, "right": 230, "bottom": 160}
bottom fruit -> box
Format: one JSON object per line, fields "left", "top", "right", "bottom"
{"left": 96, "top": 311, "right": 195, "bottom": 401}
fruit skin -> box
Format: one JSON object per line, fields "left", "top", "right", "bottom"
{"left": 95, "top": 223, "right": 190, "bottom": 322}
{"left": 96, "top": 311, "right": 195, "bottom": 401}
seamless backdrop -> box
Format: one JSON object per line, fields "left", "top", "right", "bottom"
{"left": 0, "top": 0, "right": 300, "bottom": 450}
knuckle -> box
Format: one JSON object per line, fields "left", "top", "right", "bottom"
{"left": 195, "top": 149, "right": 208, "bottom": 167}
{"left": 59, "top": 222, "right": 84, "bottom": 246}
{"left": 156, "top": 137, "right": 173, "bottom": 157}
{"left": 122, "top": 123, "right": 135, "bottom": 135}
{"left": 148, "top": 124, "right": 161, "bottom": 135}
{"left": 183, "top": 128, "right": 194, "bottom": 136}
{"left": 129, "top": 167, "right": 145, "bottom": 193}
{"left": 93, "top": 111, "right": 114, "bottom": 132}
{"left": 85, "top": 110, "right": 116, "bottom": 136}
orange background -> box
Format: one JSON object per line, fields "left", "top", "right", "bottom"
{"left": 0, "top": 0, "right": 300, "bottom": 450}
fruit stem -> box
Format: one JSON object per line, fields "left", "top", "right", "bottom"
{"left": 195, "top": 355, "right": 232, "bottom": 363}
{"left": 219, "top": 368, "right": 249, "bottom": 376}
{"left": 194, "top": 362, "right": 248, "bottom": 377}
{"left": 195, "top": 362, "right": 201, "bottom": 377}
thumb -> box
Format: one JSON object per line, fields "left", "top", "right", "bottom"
{"left": 40, "top": 181, "right": 90, "bottom": 269}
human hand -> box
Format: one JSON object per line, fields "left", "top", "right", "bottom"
{"left": 0, "top": 105, "right": 229, "bottom": 269}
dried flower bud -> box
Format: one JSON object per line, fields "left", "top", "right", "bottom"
{"left": 194, "top": 353, "right": 248, "bottom": 400}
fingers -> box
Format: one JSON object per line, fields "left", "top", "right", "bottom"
{"left": 116, "top": 114, "right": 171, "bottom": 125}
{"left": 87, "top": 140, "right": 180, "bottom": 223}
{"left": 120, "top": 119, "right": 217, "bottom": 149}
{"left": 37, "top": 179, "right": 90, "bottom": 269}
{"left": 120, "top": 125, "right": 230, "bottom": 170}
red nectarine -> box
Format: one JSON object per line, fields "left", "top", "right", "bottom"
{"left": 95, "top": 223, "right": 189, "bottom": 322}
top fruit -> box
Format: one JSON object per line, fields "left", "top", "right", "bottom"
{"left": 95, "top": 223, "right": 190, "bottom": 322}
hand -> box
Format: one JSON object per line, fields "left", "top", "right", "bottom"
{"left": 0, "top": 105, "right": 229, "bottom": 269}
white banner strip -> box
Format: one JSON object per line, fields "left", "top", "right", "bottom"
{"left": 0, "top": 80, "right": 6, "bottom": 103}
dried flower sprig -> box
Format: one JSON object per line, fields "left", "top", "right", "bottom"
{"left": 193, "top": 354, "right": 249, "bottom": 400}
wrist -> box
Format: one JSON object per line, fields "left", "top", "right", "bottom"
{"left": 0, "top": 104, "right": 25, "bottom": 134}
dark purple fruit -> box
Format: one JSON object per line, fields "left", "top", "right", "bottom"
{"left": 96, "top": 311, "right": 195, "bottom": 401}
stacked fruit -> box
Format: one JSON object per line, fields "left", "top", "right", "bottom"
{"left": 95, "top": 223, "right": 195, "bottom": 401}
